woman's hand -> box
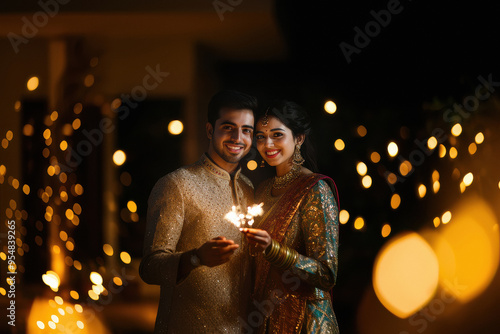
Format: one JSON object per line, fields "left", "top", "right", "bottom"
{"left": 241, "top": 228, "right": 272, "bottom": 253}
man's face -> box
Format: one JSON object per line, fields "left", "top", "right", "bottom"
{"left": 206, "top": 108, "right": 254, "bottom": 173}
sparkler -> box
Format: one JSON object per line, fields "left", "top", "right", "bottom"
{"left": 225, "top": 203, "right": 264, "bottom": 229}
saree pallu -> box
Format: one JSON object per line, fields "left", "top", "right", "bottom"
{"left": 251, "top": 174, "right": 340, "bottom": 334}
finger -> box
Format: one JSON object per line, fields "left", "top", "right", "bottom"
{"left": 243, "top": 228, "right": 264, "bottom": 235}
{"left": 209, "top": 239, "right": 235, "bottom": 247}
{"left": 212, "top": 236, "right": 226, "bottom": 241}
{"left": 216, "top": 245, "right": 239, "bottom": 255}
{"left": 244, "top": 234, "right": 268, "bottom": 243}
{"left": 241, "top": 229, "right": 268, "bottom": 238}
{"left": 221, "top": 244, "right": 240, "bottom": 252}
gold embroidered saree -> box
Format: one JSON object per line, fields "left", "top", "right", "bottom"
{"left": 250, "top": 174, "right": 340, "bottom": 334}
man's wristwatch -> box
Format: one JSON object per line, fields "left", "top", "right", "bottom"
{"left": 190, "top": 250, "right": 201, "bottom": 268}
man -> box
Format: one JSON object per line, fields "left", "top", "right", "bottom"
{"left": 139, "top": 90, "right": 257, "bottom": 333}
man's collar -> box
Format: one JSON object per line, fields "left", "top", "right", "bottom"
{"left": 200, "top": 153, "right": 241, "bottom": 180}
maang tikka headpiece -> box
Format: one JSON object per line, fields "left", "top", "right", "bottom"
{"left": 262, "top": 107, "right": 270, "bottom": 126}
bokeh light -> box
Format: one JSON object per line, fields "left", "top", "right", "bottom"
{"left": 442, "top": 211, "right": 452, "bottom": 224}
{"left": 339, "top": 210, "right": 349, "bottom": 224}
{"left": 439, "top": 144, "right": 447, "bottom": 158}
{"left": 427, "top": 136, "right": 438, "bottom": 150}
{"left": 431, "top": 196, "right": 499, "bottom": 303}
{"left": 475, "top": 132, "right": 484, "bottom": 144}
{"left": 27, "top": 297, "right": 109, "bottom": 334}
{"left": 72, "top": 118, "right": 81, "bottom": 130}
{"left": 84, "top": 74, "right": 94, "bottom": 87}
{"left": 433, "top": 180, "right": 440, "bottom": 193}
{"left": 168, "top": 120, "right": 184, "bottom": 135}
{"left": 73, "top": 102, "right": 83, "bottom": 114}
{"left": 334, "top": 139, "right": 345, "bottom": 151}
{"left": 357, "top": 125, "right": 367, "bottom": 137}
{"left": 361, "top": 175, "right": 372, "bottom": 188}
{"left": 373, "top": 232, "right": 439, "bottom": 318}
{"left": 127, "top": 200, "right": 137, "bottom": 213}
{"left": 390, "top": 194, "right": 401, "bottom": 210}
{"left": 27, "top": 76, "right": 39, "bottom": 91}
{"left": 120, "top": 251, "right": 131, "bottom": 264}
{"left": 387, "top": 173, "right": 397, "bottom": 185}
{"left": 90, "top": 272, "right": 103, "bottom": 285}
{"left": 370, "top": 151, "right": 380, "bottom": 163}
{"left": 42, "top": 271, "right": 60, "bottom": 292}
{"left": 356, "top": 162, "right": 367, "bottom": 176}
{"left": 399, "top": 160, "right": 412, "bottom": 177}
{"left": 451, "top": 123, "right": 462, "bottom": 136}
{"left": 103, "top": 244, "right": 114, "bottom": 256}
{"left": 381, "top": 224, "right": 391, "bottom": 238}
{"left": 387, "top": 142, "right": 398, "bottom": 157}
{"left": 354, "top": 217, "right": 365, "bottom": 230}
{"left": 113, "top": 150, "right": 126, "bottom": 166}
{"left": 418, "top": 184, "right": 427, "bottom": 198}
{"left": 432, "top": 170, "right": 440, "bottom": 182}
{"left": 324, "top": 100, "right": 337, "bottom": 114}
{"left": 247, "top": 160, "right": 257, "bottom": 171}
{"left": 449, "top": 147, "right": 458, "bottom": 159}
{"left": 463, "top": 172, "right": 473, "bottom": 187}
{"left": 468, "top": 142, "right": 477, "bottom": 155}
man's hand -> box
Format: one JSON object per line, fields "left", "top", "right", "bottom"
{"left": 197, "top": 236, "right": 239, "bottom": 267}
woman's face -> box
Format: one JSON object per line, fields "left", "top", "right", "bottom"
{"left": 255, "top": 116, "right": 299, "bottom": 173}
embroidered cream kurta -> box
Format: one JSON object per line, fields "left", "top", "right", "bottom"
{"left": 139, "top": 154, "right": 254, "bottom": 333}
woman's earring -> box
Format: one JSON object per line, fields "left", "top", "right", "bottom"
{"left": 292, "top": 144, "right": 305, "bottom": 165}
{"left": 260, "top": 159, "right": 266, "bottom": 167}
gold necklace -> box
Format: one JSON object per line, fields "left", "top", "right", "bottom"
{"left": 273, "top": 165, "right": 301, "bottom": 189}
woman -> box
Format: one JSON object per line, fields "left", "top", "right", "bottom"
{"left": 242, "top": 100, "right": 340, "bottom": 333}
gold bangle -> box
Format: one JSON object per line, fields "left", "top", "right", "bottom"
{"left": 264, "top": 241, "right": 299, "bottom": 270}
{"left": 279, "top": 248, "right": 291, "bottom": 269}
{"left": 269, "top": 240, "right": 280, "bottom": 261}
{"left": 280, "top": 247, "right": 292, "bottom": 269}
{"left": 279, "top": 247, "right": 298, "bottom": 270}
{"left": 273, "top": 245, "right": 289, "bottom": 269}
{"left": 276, "top": 246, "right": 290, "bottom": 268}
{"left": 281, "top": 247, "right": 291, "bottom": 268}
{"left": 264, "top": 239, "right": 280, "bottom": 262}
{"left": 285, "top": 249, "right": 298, "bottom": 269}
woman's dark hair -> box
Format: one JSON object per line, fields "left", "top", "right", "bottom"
{"left": 207, "top": 90, "right": 258, "bottom": 127}
{"left": 258, "top": 100, "right": 318, "bottom": 172}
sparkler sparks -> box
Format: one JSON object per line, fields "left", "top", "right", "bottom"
{"left": 225, "top": 203, "right": 264, "bottom": 228}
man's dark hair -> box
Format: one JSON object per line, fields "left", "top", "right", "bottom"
{"left": 207, "top": 90, "right": 258, "bottom": 127}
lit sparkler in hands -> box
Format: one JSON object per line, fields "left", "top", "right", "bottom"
{"left": 225, "top": 203, "right": 264, "bottom": 229}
